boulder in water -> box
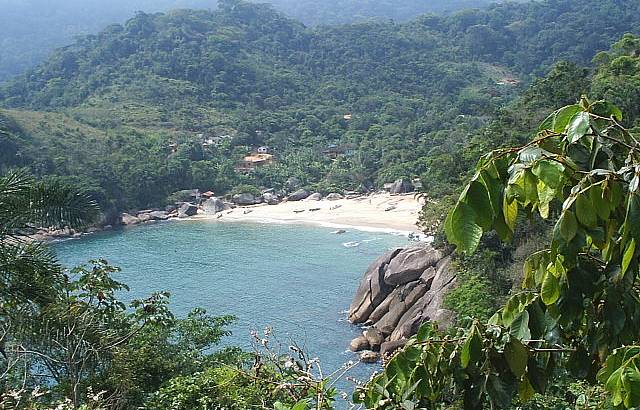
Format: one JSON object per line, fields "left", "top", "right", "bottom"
{"left": 359, "top": 351, "right": 381, "bottom": 363}
{"left": 349, "top": 335, "right": 370, "bottom": 352}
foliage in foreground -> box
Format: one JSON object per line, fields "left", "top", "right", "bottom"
{"left": 356, "top": 99, "right": 640, "bottom": 408}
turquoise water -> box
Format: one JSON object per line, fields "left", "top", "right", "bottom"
{"left": 53, "top": 219, "right": 409, "bottom": 393}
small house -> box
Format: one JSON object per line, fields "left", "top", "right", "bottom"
{"left": 236, "top": 153, "right": 274, "bottom": 171}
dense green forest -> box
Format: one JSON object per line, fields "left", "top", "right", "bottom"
{"left": 3, "top": 0, "right": 640, "bottom": 408}
{"left": 2, "top": 0, "right": 640, "bottom": 220}
{"left": 3, "top": 25, "right": 640, "bottom": 410}
{"left": 0, "top": 0, "right": 502, "bottom": 82}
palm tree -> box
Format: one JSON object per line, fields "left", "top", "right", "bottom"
{"left": 0, "top": 169, "right": 99, "bottom": 306}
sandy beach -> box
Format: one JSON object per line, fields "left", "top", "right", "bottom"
{"left": 193, "top": 192, "right": 425, "bottom": 234}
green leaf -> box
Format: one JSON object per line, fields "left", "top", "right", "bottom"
{"left": 291, "top": 400, "right": 311, "bottom": 410}
{"left": 541, "top": 270, "right": 560, "bottom": 305}
{"left": 509, "top": 310, "right": 532, "bottom": 340}
{"left": 445, "top": 202, "right": 484, "bottom": 254}
{"left": 590, "top": 185, "right": 611, "bottom": 220}
{"left": 566, "top": 111, "right": 591, "bottom": 143}
{"left": 591, "top": 100, "right": 623, "bottom": 121}
{"left": 532, "top": 160, "right": 564, "bottom": 189}
{"left": 621, "top": 366, "right": 640, "bottom": 408}
{"left": 504, "top": 338, "right": 529, "bottom": 378}
{"left": 622, "top": 239, "right": 636, "bottom": 276}
{"left": 503, "top": 196, "right": 518, "bottom": 233}
{"left": 575, "top": 194, "right": 597, "bottom": 228}
{"left": 466, "top": 180, "right": 493, "bottom": 230}
{"left": 558, "top": 210, "right": 578, "bottom": 241}
{"left": 461, "top": 325, "right": 483, "bottom": 368}
{"left": 518, "top": 376, "right": 535, "bottom": 402}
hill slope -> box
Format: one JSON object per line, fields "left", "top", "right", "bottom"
{"left": 1, "top": 0, "right": 639, "bottom": 212}
{"left": 0, "top": 0, "right": 503, "bottom": 82}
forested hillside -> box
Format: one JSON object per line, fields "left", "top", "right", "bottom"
{"left": 1, "top": 0, "right": 639, "bottom": 217}
{"left": 0, "top": 0, "right": 502, "bottom": 82}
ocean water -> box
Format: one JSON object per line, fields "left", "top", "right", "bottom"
{"left": 52, "top": 219, "right": 410, "bottom": 395}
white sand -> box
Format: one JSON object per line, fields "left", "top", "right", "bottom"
{"left": 192, "top": 193, "right": 424, "bottom": 234}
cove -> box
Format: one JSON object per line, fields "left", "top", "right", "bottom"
{"left": 52, "top": 219, "right": 409, "bottom": 386}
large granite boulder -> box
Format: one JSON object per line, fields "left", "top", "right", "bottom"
{"left": 306, "top": 192, "right": 323, "bottom": 201}
{"left": 178, "top": 203, "right": 198, "bottom": 218}
{"left": 348, "top": 245, "right": 456, "bottom": 362}
{"left": 390, "top": 179, "right": 414, "bottom": 194}
{"left": 285, "top": 177, "right": 301, "bottom": 191}
{"left": 202, "top": 197, "right": 227, "bottom": 214}
{"left": 364, "top": 328, "right": 385, "bottom": 351}
{"left": 262, "top": 192, "right": 280, "bottom": 205}
{"left": 121, "top": 213, "right": 141, "bottom": 225}
{"left": 326, "top": 193, "right": 344, "bottom": 201}
{"left": 348, "top": 248, "right": 403, "bottom": 324}
{"left": 287, "top": 189, "right": 310, "bottom": 202}
{"left": 149, "top": 211, "right": 170, "bottom": 220}
{"left": 349, "top": 335, "right": 370, "bottom": 352}
{"left": 384, "top": 246, "right": 444, "bottom": 286}
{"left": 232, "top": 193, "right": 260, "bottom": 206}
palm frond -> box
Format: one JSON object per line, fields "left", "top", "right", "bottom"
{"left": 0, "top": 240, "right": 62, "bottom": 306}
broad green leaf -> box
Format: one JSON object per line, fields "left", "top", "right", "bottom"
{"left": 537, "top": 181, "right": 555, "bottom": 219}
{"left": 575, "top": 194, "right": 597, "bottom": 228}
{"left": 518, "top": 376, "right": 535, "bottom": 402}
{"left": 566, "top": 111, "right": 591, "bottom": 143}
{"left": 445, "top": 202, "right": 483, "bottom": 254}
{"left": 590, "top": 185, "right": 611, "bottom": 220}
{"left": 621, "top": 366, "right": 640, "bottom": 408}
{"left": 605, "top": 367, "right": 624, "bottom": 406}
{"left": 461, "top": 325, "right": 483, "bottom": 368}
{"left": 509, "top": 310, "right": 532, "bottom": 340}
{"left": 503, "top": 196, "right": 518, "bottom": 232}
{"left": 466, "top": 180, "right": 493, "bottom": 230}
{"left": 592, "top": 100, "right": 623, "bottom": 121}
{"left": 532, "top": 160, "right": 564, "bottom": 189}
{"left": 622, "top": 239, "right": 636, "bottom": 275}
{"left": 559, "top": 210, "right": 578, "bottom": 241}
{"left": 541, "top": 270, "right": 560, "bottom": 305}
{"left": 504, "top": 338, "right": 529, "bottom": 378}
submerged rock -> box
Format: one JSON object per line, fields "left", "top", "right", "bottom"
{"left": 359, "top": 351, "right": 380, "bottom": 363}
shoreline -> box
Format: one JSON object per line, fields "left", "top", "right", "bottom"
{"left": 191, "top": 192, "right": 426, "bottom": 236}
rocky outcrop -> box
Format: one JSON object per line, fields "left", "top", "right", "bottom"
{"left": 306, "top": 192, "right": 323, "bottom": 201}
{"left": 287, "top": 189, "right": 310, "bottom": 201}
{"left": 202, "top": 197, "right": 227, "bottom": 214}
{"left": 262, "top": 192, "right": 280, "bottom": 205}
{"left": 121, "top": 213, "right": 141, "bottom": 225}
{"left": 232, "top": 193, "right": 261, "bottom": 206}
{"left": 348, "top": 244, "right": 456, "bottom": 360}
{"left": 390, "top": 179, "right": 414, "bottom": 195}
{"left": 178, "top": 203, "right": 198, "bottom": 218}
{"left": 326, "top": 193, "right": 344, "bottom": 201}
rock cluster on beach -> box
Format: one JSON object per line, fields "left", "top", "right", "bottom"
{"left": 348, "top": 244, "right": 456, "bottom": 362}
